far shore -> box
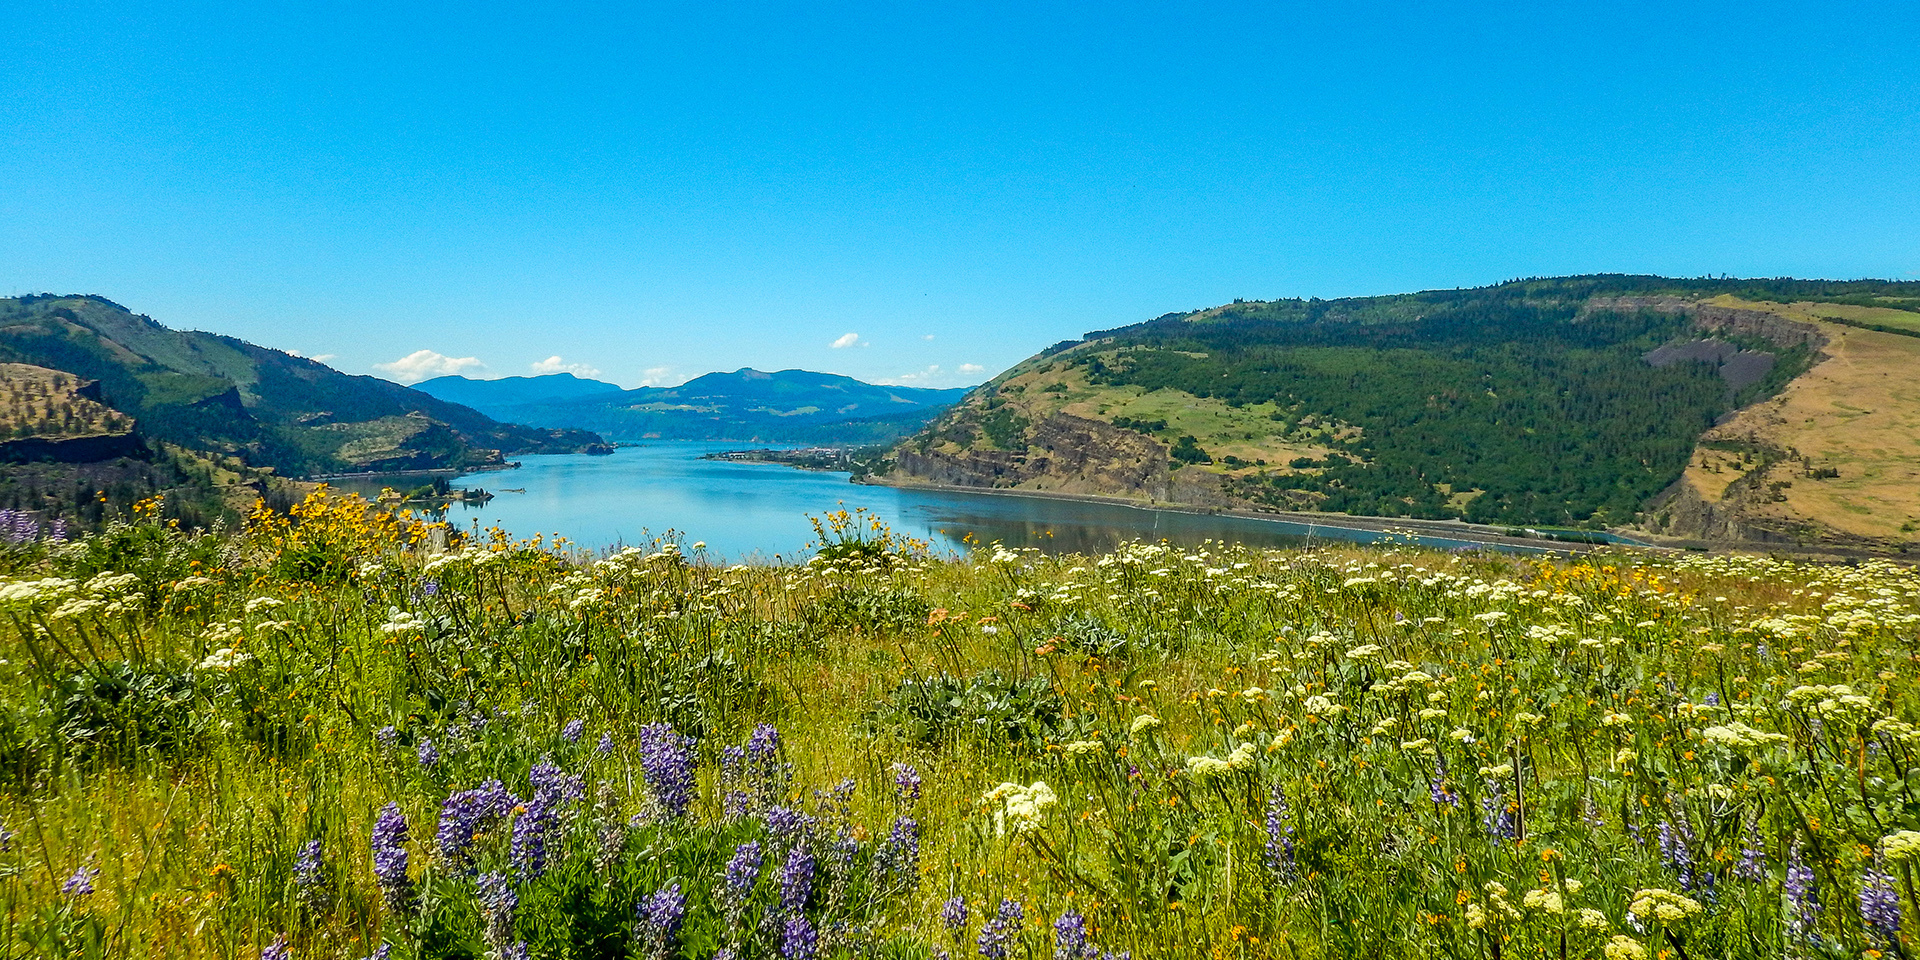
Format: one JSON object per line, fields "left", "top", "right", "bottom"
{"left": 856, "top": 474, "right": 1635, "bottom": 554}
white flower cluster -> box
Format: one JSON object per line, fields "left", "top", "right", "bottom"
{"left": 1185, "top": 742, "right": 1256, "bottom": 780}
{"left": 1699, "top": 721, "right": 1788, "bottom": 749}
{"left": 1626, "top": 888, "right": 1702, "bottom": 923}
{"left": 198, "top": 648, "right": 254, "bottom": 670}
{"left": 980, "top": 780, "right": 1057, "bottom": 836}
{"left": 379, "top": 609, "right": 426, "bottom": 635}
{"left": 1882, "top": 829, "right": 1920, "bottom": 862}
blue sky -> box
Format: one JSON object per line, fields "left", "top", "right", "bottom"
{"left": 3, "top": 1, "right": 1916, "bottom": 388}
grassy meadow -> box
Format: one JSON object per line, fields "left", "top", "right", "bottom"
{"left": 3, "top": 490, "right": 1920, "bottom": 959}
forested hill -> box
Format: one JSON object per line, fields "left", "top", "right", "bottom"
{"left": 882, "top": 275, "right": 1920, "bottom": 546}
{"left": 0, "top": 295, "right": 608, "bottom": 477}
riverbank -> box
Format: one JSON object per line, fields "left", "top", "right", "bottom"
{"left": 859, "top": 475, "right": 1641, "bottom": 554}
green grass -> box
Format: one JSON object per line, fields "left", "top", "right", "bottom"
{"left": 3, "top": 496, "right": 1920, "bottom": 959}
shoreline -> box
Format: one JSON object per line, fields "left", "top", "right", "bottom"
{"left": 856, "top": 475, "right": 1638, "bottom": 554}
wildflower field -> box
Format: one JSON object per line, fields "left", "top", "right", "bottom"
{"left": 3, "top": 490, "right": 1920, "bottom": 960}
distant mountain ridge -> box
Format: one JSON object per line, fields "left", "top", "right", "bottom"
{"left": 415, "top": 368, "right": 970, "bottom": 443}
{"left": 0, "top": 294, "right": 609, "bottom": 476}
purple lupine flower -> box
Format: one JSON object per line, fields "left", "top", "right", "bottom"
{"left": 941, "top": 895, "right": 970, "bottom": 947}
{"left": 416, "top": 738, "right": 440, "bottom": 769}
{"left": 0, "top": 510, "right": 48, "bottom": 545}
{"left": 61, "top": 865, "right": 99, "bottom": 897}
{"left": 375, "top": 726, "right": 400, "bottom": 748}
{"left": 780, "top": 843, "right": 815, "bottom": 915}
{"left": 1480, "top": 781, "right": 1516, "bottom": 840}
{"left": 563, "top": 719, "right": 586, "bottom": 744}
{"left": 1785, "top": 842, "right": 1819, "bottom": 941}
{"left": 438, "top": 779, "right": 519, "bottom": 869}
{"left": 1264, "top": 782, "right": 1297, "bottom": 881}
{"left": 511, "top": 794, "right": 560, "bottom": 880}
{"left": 718, "top": 841, "right": 763, "bottom": 924}
{"left": 765, "top": 805, "right": 817, "bottom": 846}
{"left": 1734, "top": 818, "right": 1765, "bottom": 883}
{"left": 636, "top": 881, "right": 687, "bottom": 960}
{"left": 421, "top": 579, "right": 440, "bottom": 597}
{"left": 781, "top": 913, "right": 818, "bottom": 960}
{"left": 977, "top": 898, "right": 1024, "bottom": 959}
{"left": 597, "top": 733, "right": 615, "bottom": 755}
{"left": 1658, "top": 818, "right": 1700, "bottom": 892}
{"left": 0, "top": 819, "right": 13, "bottom": 852}
{"left": 260, "top": 934, "right": 292, "bottom": 960}
{"left": 892, "top": 763, "right": 923, "bottom": 804}
{"left": 1861, "top": 867, "right": 1902, "bottom": 941}
{"left": 515, "top": 755, "right": 586, "bottom": 879}
{"left": 362, "top": 946, "right": 393, "bottom": 960}
{"left": 813, "top": 778, "right": 857, "bottom": 829}
{"left": 720, "top": 746, "right": 752, "bottom": 820}
{"left": 872, "top": 816, "right": 921, "bottom": 890}
{"left": 293, "top": 840, "right": 328, "bottom": 908}
{"left": 638, "top": 722, "right": 698, "bottom": 820}
{"left": 371, "top": 803, "right": 413, "bottom": 913}
{"left": 477, "top": 871, "right": 519, "bottom": 955}
{"left": 1053, "top": 910, "right": 1094, "bottom": 960}
{"left": 722, "top": 724, "right": 792, "bottom": 820}
{"left": 1703, "top": 692, "right": 1721, "bottom": 706}
{"left": 529, "top": 755, "right": 585, "bottom": 805}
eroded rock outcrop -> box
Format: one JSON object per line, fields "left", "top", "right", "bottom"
{"left": 894, "top": 413, "right": 1174, "bottom": 500}
{"left": 1587, "top": 296, "right": 1828, "bottom": 351}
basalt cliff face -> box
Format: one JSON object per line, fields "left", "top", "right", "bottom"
{"left": 893, "top": 413, "right": 1175, "bottom": 500}
{"left": 1585, "top": 296, "right": 1830, "bottom": 352}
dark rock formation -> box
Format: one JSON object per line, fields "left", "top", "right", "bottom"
{"left": 894, "top": 413, "right": 1174, "bottom": 499}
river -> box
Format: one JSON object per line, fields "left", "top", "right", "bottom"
{"left": 336, "top": 443, "right": 1585, "bottom": 561}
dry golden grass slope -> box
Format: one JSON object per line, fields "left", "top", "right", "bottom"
{"left": 0, "top": 362, "right": 134, "bottom": 439}
{"left": 989, "top": 356, "right": 1353, "bottom": 470}
{"left": 1661, "top": 298, "right": 1920, "bottom": 546}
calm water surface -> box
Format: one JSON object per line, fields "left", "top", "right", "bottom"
{"left": 420, "top": 443, "right": 1542, "bottom": 560}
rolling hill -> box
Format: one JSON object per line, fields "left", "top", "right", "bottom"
{"left": 0, "top": 295, "right": 609, "bottom": 477}
{"left": 415, "top": 368, "right": 969, "bottom": 443}
{"left": 877, "top": 275, "right": 1920, "bottom": 552}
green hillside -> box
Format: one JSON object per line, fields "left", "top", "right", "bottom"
{"left": 0, "top": 295, "right": 609, "bottom": 476}
{"left": 885, "top": 275, "right": 1920, "bottom": 531}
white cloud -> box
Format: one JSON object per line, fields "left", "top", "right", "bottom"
{"left": 876, "top": 364, "right": 942, "bottom": 386}
{"left": 637, "top": 365, "right": 677, "bottom": 387}
{"left": 530, "top": 355, "right": 602, "bottom": 378}
{"left": 373, "top": 349, "right": 486, "bottom": 384}
{"left": 877, "top": 362, "right": 992, "bottom": 387}
{"left": 310, "top": 354, "right": 337, "bottom": 363}
{"left": 922, "top": 334, "right": 936, "bottom": 341}
{"left": 830, "top": 332, "right": 863, "bottom": 349}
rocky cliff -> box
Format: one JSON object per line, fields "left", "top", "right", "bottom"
{"left": 894, "top": 413, "right": 1175, "bottom": 499}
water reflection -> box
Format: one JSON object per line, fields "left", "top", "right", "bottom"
{"left": 329, "top": 444, "right": 1553, "bottom": 560}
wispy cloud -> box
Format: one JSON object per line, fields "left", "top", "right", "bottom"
{"left": 877, "top": 362, "right": 991, "bottom": 387}
{"left": 530, "top": 355, "right": 601, "bottom": 378}
{"left": 373, "top": 349, "right": 486, "bottom": 384}
{"left": 830, "top": 332, "right": 864, "bottom": 349}
{"left": 637, "top": 365, "right": 677, "bottom": 387}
